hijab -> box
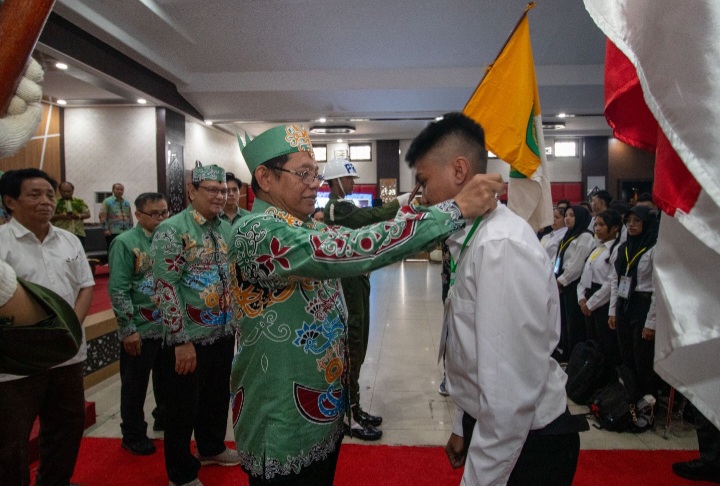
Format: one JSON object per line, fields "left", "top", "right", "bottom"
{"left": 614, "top": 205, "right": 659, "bottom": 278}
{"left": 556, "top": 205, "right": 593, "bottom": 275}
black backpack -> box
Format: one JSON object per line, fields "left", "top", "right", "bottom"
{"left": 565, "top": 340, "right": 608, "bottom": 404}
{"left": 588, "top": 365, "right": 638, "bottom": 432}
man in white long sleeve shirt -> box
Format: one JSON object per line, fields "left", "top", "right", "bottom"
{"left": 405, "top": 113, "right": 583, "bottom": 486}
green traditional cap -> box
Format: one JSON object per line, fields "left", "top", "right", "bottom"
{"left": 238, "top": 124, "right": 314, "bottom": 172}
{"left": 191, "top": 163, "right": 226, "bottom": 183}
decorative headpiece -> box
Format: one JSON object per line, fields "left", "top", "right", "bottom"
{"left": 238, "top": 125, "right": 314, "bottom": 172}
{"left": 191, "top": 161, "right": 226, "bottom": 183}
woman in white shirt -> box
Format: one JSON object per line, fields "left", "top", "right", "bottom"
{"left": 577, "top": 210, "right": 622, "bottom": 367}
{"left": 556, "top": 205, "right": 595, "bottom": 359}
{"left": 540, "top": 207, "right": 568, "bottom": 261}
{"left": 609, "top": 206, "right": 660, "bottom": 405}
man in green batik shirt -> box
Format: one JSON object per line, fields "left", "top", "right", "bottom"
{"left": 108, "top": 192, "right": 169, "bottom": 457}
{"left": 322, "top": 157, "right": 411, "bottom": 441}
{"left": 52, "top": 181, "right": 90, "bottom": 247}
{"left": 228, "top": 124, "right": 504, "bottom": 486}
{"left": 150, "top": 164, "right": 239, "bottom": 486}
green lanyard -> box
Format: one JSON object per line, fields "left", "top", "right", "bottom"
{"left": 624, "top": 246, "right": 647, "bottom": 275}
{"left": 449, "top": 218, "right": 482, "bottom": 287}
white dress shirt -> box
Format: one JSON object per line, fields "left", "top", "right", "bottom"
{"left": 539, "top": 226, "right": 567, "bottom": 261}
{"left": 609, "top": 246, "right": 655, "bottom": 329}
{"left": 0, "top": 219, "right": 95, "bottom": 382}
{"left": 576, "top": 240, "right": 618, "bottom": 310}
{"left": 556, "top": 232, "right": 595, "bottom": 287}
{"left": 442, "top": 204, "right": 567, "bottom": 486}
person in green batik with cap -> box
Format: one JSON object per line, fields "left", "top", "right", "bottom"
{"left": 109, "top": 192, "right": 170, "bottom": 456}
{"left": 322, "top": 157, "right": 412, "bottom": 441}
{"left": 51, "top": 181, "right": 91, "bottom": 247}
{"left": 150, "top": 164, "right": 239, "bottom": 486}
{"left": 228, "top": 124, "right": 504, "bottom": 486}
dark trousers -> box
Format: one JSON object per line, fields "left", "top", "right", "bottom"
{"left": 583, "top": 286, "right": 621, "bottom": 368}
{"left": 341, "top": 275, "right": 371, "bottom": 407}
{"left": 120, "top": 337, "right": 165, "bottom": 441}
{"left": 692, "top": 407, "right": 720, "bottom": 464}
{"left": 562, "top": 280, "right": 586, "bottom": 356}
{"left": 0, "top": 362, "right": 85, "bottom": 486}
{"left": 462, "top": 412, "right": 580, "bottom": 486}
{"left": 616, "top": 292, "right": 659, "bottom": 400}
{"left": 163, "top": 336, "right": 234, "bottom": 485}
{"left": 247, "top": 436, "right": 342, "bottom": 486}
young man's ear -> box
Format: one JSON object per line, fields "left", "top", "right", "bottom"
{"left": 451, "top": 156, "right": 471, "bottom": 184}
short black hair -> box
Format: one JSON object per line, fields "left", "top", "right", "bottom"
{"left": 251, "top": 154, "right": 289, "bottom": 194}
{"left": 556, "top": 199, "right": 571, "bottom": 208}
{"left": 0, "top": 169, "right": 57, "bottom": 214}
{"left": 405, "top": 112, "right": 488, "bottom": 169}
{"left": 135, "top": 192, "right": 166, "bottom": 211}
{"left": 610, "top": 200, "right": 631, "bottom": 216}
{"left": 59, "top": 181, "right": 74, "bottom": 190}
{"left": 637, "top": 192, "right": 653, "bottom": 203}
{"left": 226, "top": 172, "right": 243, "bottom": 188}
{"left": 592, "top": 190, "right": 612, "bottom": 207}
{"left": 579, "top": 201, "right": 592, "bottom": 212}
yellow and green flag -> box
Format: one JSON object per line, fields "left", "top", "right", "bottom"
{"left": 462, "top": 4, "right": 553, "bottom": 231}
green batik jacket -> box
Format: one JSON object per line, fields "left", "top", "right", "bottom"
{"left": 100, "top": 196, "right": 133, "bottom": 235}
{"left": 324, "top": 194, "right": 399, "bottom": 229}
{"left": 151, "top": 205, "right": 234, "bottom": 346}
{"left": 108, "top": 224, "right": 164, "bottom": 341}
{"left": 228, "top": 197, "right": 464, "bottom": 479}
{"left": 53, "top": 197, "right": 90, "bottom": 237}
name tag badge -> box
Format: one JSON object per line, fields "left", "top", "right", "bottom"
{"left": 554, "top": 256, "right": 561, "bottom": 276}
{"left": 618, "top": 276, "right": 632, "bottom": 299}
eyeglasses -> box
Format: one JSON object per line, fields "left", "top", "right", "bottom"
{"left": 272, "top": 167, "right": 324, "bottom": 185}
{"left": 198, "top": 185, "right": 229, "bottom": 197}
{"left": 138, "top": 210, "right": 170, "bottom": 220}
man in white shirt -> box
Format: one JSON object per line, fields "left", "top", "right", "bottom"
{"left": 405, "top": 113, "right": 583, "bottom": 486}
{"left": 0, "top": 168, "right": 94, "bottom": 486}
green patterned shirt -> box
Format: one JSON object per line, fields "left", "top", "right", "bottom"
{"left": 53, "top": 197, "right": 90, "bottom": 237}
{"left": 100, "top": 196, "right": 133, "bottom": 235}
{"left": 228, "top": 197, "right": 464, "bottom": 479}
{"left": 151, "top": 205, "right": 234, "bottom": 346}
{"left": 108, "top": 224, "right": 164, "bottom": 341}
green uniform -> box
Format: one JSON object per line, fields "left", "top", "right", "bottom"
{"left": 324, "top": 195, "right": 400, "bottom": 406}
{"left": 53, "top": 197, "right": 89, "bottom": 238}
{"left": 220, "top": 208, "right": 250, "bottom": 226}
{"left": 150, "top": 205, "right": 233, "bottom": 345}
{"left": 228, "top": 197, "right": 463, "bottom": 479}
{"left": 108, "top": 224, "right": 164, "bottom": 341}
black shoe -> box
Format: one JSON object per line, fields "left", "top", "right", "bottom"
{"left": 343, "top": 422, "right": 382, "bottom": 441}
{"left": 672, "top": 459, "right": 720, "bottom": 483}
{"left": 353, "top": 407, "right": 383, "bottom": 427}
{"left": 122, "top": 436, "right": 157, "bottom": 455}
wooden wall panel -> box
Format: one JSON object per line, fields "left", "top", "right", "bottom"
{"left": 0, "top": 102, "right": 62, "bottom": 182}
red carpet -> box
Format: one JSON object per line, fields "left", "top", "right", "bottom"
{"left": 29, "top": 438, "right": 714, "bottom": 486}
{"left": 88, "top": 265, "right": 111, "bottom": 315}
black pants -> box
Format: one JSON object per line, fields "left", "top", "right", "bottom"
{"left": 120, "top": 337, "right": 165, "bottom": 441}
{"left": 462, "top": 412, "right": 580, "bottom": 486}
{"left": 691, "top": 407, "right": 720, "bottom": 464}
{"left": 163, "top": 336, "right": 234, "bottom": 485}
{"left": 563, "top": 280, "right": 586, "bottom": 356}
{"left": 0, "top": 362, "right": 85, "bottom": 486}
{"left": 247, "top": 436, "right": 342, "bottom": 486}
{"left": 341, "top": 275, "right": 371, "bottom": 407}
{"left": 583, "top": 285, "right": 621, "bottom": 368}
{"left": 616, "top": 292, "right": 659, "bottom": 400}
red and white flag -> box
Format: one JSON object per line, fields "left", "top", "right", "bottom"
{"left": 585, "top": 0, "right": 720, "bottom": 428}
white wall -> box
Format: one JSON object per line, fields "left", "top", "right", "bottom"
{"left": 64, "top": 107, "right": 156, "bottom": 221}
{"left": 317, "top": 141, "right": 377, "bottom": 184}
{"left": 185, "top": 122, "right": 250, "bottom": 183}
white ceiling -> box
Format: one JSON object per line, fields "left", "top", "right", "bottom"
{"left": 39, "top": 0, "right": 612, "bottom": 141}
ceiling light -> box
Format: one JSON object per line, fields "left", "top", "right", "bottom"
{"left": 205, "top": 120, "right": 213, "bottom": 125}
{"left": 558, "top": 113, "right": 567, "bottom": 118}
{"left": 317, "top": 118, "right": 327, "bottom": 123}
{"left": 137, "top": 98, "right": 147, "bottom": 104}
{"left": 309, "top": 125, "right": 355, "bottom": 134}
{"left": 435, "top": 116, "right": 444, "bottom": 121}
{"left": 336, "top": 139, "right": 343, "bottom": 143}
{"left": 55, "top": 62, "right": 68, "bottom": 70}
{"left": 542, "top": 121, "right": 565, "bottom": 130}
{"left": 57, "top": 99, "right": 67, "bottom": 105}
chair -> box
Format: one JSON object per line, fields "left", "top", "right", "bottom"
{"left": 83, "top": 226, "right": 108, "bottom": 272}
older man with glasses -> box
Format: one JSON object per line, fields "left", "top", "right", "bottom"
{"left": 228, "top": 124, "right": 504, "bottom": 486}
{"left": 108, "top": 192, "right": 170, "bottom": 456}
{"left": 150, "top": 165, "right": 239, "bottom": 486}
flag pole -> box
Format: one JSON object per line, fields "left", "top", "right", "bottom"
{"left": 463, "top": 2, "right": 537, "bottom": 111}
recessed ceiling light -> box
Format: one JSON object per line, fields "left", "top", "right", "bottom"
{"left": 542, "top": 122, "right": 565, "bottom": 130}
{"left": 317, "top": 118, "right": 327, "bottom": 123}
{"left": 309, "top": 125, "right": 355, "bottom": 134}
{"left": 558, "top": 113, "right": 567, "bottom": 118}
{"left": 336, "top": 139, "right": 343, "bottom": 143}
{"left": 57, "top": 99, "right": 67, "bottom": 105}
{"left": 137, "top": 98, "right": 147, "bottom": 104}
{"left": 55, "top": 62, "right": 68, "bottom": 70}
{"left": 205, "top": 120, "right": 213, "bottom": 125}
